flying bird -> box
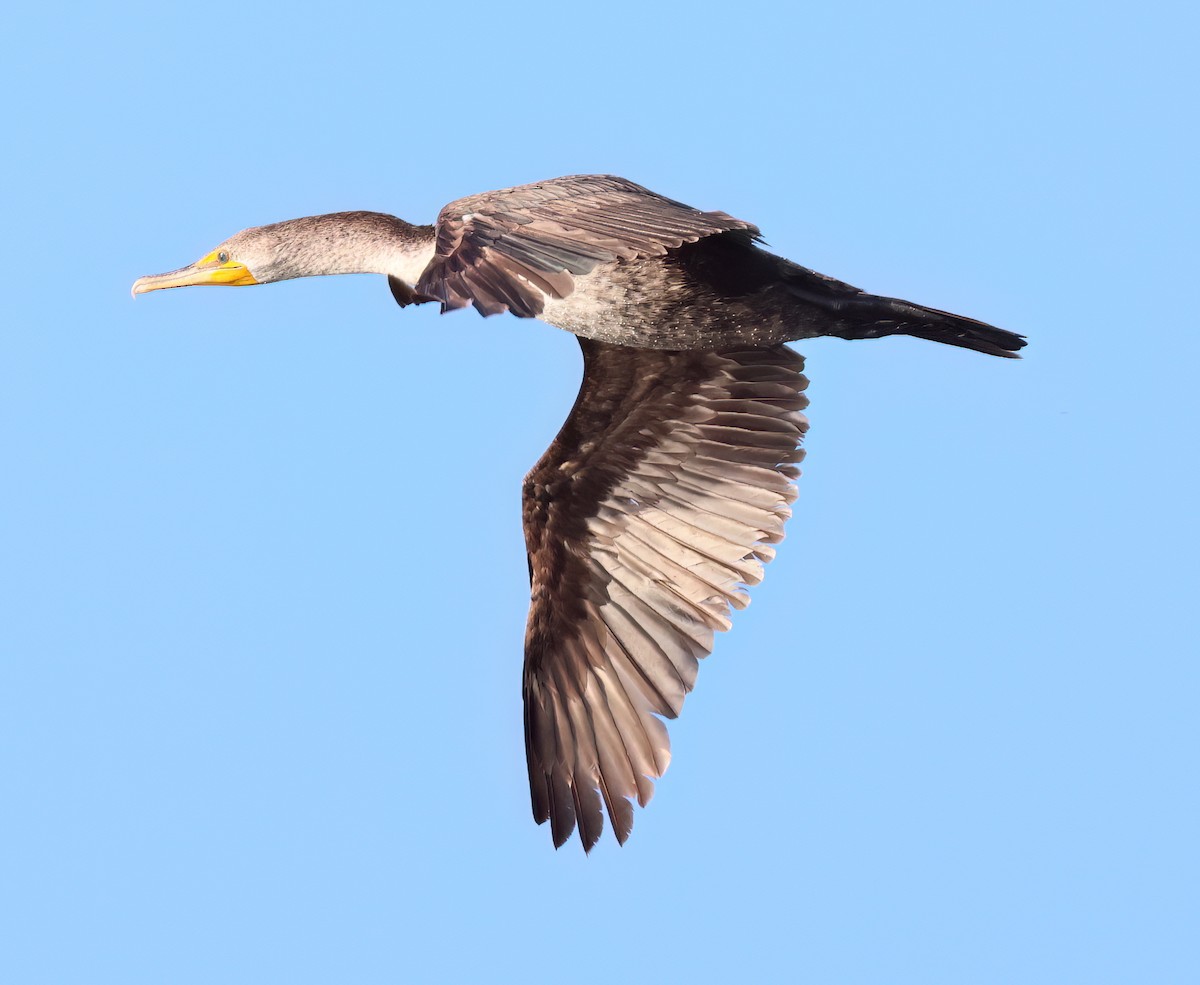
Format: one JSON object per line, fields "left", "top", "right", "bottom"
{"left": 133, "top": 174, "right": 1024, "bottom": 850}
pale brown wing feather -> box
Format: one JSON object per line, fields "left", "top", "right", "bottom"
{"left": 417, "top": 175, "right": 760, "bottom": 317}
{"left": 522, "top": 339, "right": 809, "bottom": 850}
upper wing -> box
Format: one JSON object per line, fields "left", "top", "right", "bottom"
{"left": 522, "top": 338, "right": 809, "bottom": 850}
{"left": 416, "top": 175, "right": 760, "bottom": 318}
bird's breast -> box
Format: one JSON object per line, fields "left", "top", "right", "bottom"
{"left": 538, "top": 258, "right": 798, "bottom": 350}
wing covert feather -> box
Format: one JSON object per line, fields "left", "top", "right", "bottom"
{"left": 417, "top": 175, "right": 760, "bottom": 318}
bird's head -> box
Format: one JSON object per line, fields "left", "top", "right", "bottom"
{"left": 131, "top": 225, "right": 281, "bottom": 296}
{"left": 131, "top": 214, "right": 356, "bottom": 297}
{"left": 131, "top": 213, "right": 427, "bottom": 298}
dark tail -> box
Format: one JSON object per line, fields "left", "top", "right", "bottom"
{"left": 782, "top": 274, "right": 1026, "bottom": 358}
{"left": 833, "top": 294, "right": 1025, "bottom": 358}
{"left": 851, "top": 295, "right": 1025, "bottom": 358}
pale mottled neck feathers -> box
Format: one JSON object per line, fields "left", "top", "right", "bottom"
{"left": 239, "top": 212, "right": 436, "bottom": 284}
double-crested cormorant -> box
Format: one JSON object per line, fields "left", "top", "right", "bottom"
{"left": 133, "top": 174, "right": 1024, "bottom": 851}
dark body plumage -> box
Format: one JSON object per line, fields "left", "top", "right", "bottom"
{"left": 133, "top": 174, "right": 1024, "bottom": 852}
{"left": 416, "top": 175, "right": 1024, "bottom": 357}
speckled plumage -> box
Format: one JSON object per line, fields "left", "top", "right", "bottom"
{"left": 134, "top": 174, "right": 1024, "bottom": 852}
{"left": 405, "top": 175, "right": 1024, "bottom": 357}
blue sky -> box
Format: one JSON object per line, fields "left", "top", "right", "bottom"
{"left": 3, "top": 2, "right": 1197, "bottom": 982}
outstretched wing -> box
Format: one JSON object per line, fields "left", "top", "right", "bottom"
{"left": 522, "top": 339, "right": 809, "bottom": 850}
{"left": 416, "top": 175, "right": 760, "bottom": 318}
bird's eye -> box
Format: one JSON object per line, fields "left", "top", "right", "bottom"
{"left": 217, "top": 251, "right": 230, "bottom": 264}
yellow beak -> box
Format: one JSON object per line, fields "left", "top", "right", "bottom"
{"left": 131, "top": 251, "right": 258, "bottom": 297}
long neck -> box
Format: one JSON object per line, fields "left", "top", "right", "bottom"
{"left": 258, "top": 212, "right": 437, "bottom": 285}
